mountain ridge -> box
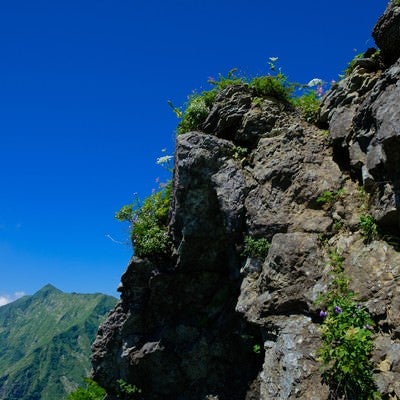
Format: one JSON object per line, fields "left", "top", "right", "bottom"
{"left": 0, "top": 284, "right": 117, "bottom": 400}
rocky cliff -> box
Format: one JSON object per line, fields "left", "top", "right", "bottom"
{"left": 92, "top": 2, "right": 400, "bottom": 399}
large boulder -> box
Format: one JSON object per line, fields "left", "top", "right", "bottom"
{"left": 373, "top": 0, "right": 400, "bottom": 66}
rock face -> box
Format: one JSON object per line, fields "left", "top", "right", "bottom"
{"left": 92, "top": 133, "right": 263, "bottom": 400}
{"left": 319, "top": 48, "right": 400, "bottom": 233}
{"left": 92, "top": 2, "right": 400, "bottom": 399}
{"left": 373, "top": 0, "right": 400, "bottom": 66}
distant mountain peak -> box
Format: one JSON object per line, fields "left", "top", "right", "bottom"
{"left": 33, "top": 284, "right": 63, "bottom": 297}
{"left": 39, "top": 283, "right": 62, "bottom": 292}
{"left": 0, "top": 285, "right": 117, "bottom": 400}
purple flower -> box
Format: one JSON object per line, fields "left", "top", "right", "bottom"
{"left": 357, "top": 304, "right": 362, "bottom": 310}
{"left": 334, "top": 306, "right": 342, "bottom": 314}
{"left": 319, "top": 310, "right": 328, "bottom": 318}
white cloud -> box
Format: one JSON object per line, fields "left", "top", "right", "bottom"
{"left": 0, "top": 291, "right": 26, "bottom": 307}
{"left": 0, "top": 296, "right": 10, "bottom": 306}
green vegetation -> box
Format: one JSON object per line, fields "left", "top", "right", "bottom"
{"left": 316, "top": 188, "right": 345, "bottom": 207}
{"left": 371, "top": 49, "right": 384, "bottom": 70}
{"left": 117, "top": 379, "right": 142, "bottom": 398}
{"left": 292, "top": 91, "right": 320, "bottom": 123}
{"left": 342, "top": 49, "right": 384, "bottom": 77}
{"left": 249, "top": 73, "right": 293, "bottom": 103}
{"left": 241, "top": 236, "right": 270, "bottom": 259}
{"left": 66, "top": 379, "right": 106, "bottom": 400}
{"left": 345, "top": 52, "right": 363, "bottom": 76}
{"left": 116, "top": 181, "right": 172, "bottom": 258}
{"left": 252, "top": 344, "right": 261, "bottom": 354}
{"left": 317, "top": 249, "right": 378, "bottom": 399}
{"left": 175, "top": 90, "right": 217, "bottom": 135}
{"left": 333, "top": 219, "right": 344, "bottom": 232}
{"left": 317, "top": 190, "right": 335, "bottom": 205}
{"left": 231, "top": 145, "right": 248, "bottom": 161}
{"left": 251, "top": 96, "right": 263, "bottom": 107}
{"left": 359, "top": 214, "right": 378, "bottom": 243}
{"left": 172, "top": 68, "right": 245, "bottom": 135}
{"left": 67, "top": 378, "right": 142, "bottom": 400}
{"left": 248, "top": 58, "right": 294, "bottom": 104}
{"left": 173, "top": 57, "right": 324, "bottom": 135}
{"left": 0, "top": 284, "right": 117, "bottom": 400}
{"left": 208, "top": 68, "right": 245, "bottom": 90}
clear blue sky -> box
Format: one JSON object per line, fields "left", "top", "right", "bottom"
{"left": 0, "top": 0, "right": 388, "bottom": 301}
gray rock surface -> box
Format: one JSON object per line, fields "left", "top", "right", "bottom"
{"left": 202, "top": 85, "right": 283, "bottom": 147}
{"left": 245, "top": 121, "right": 341, "bottom": 238}
{"left": 92, "top": 130, "right": 262, "bottom": 400}
{"left": 373, "top": 0, "right": 400, "bottom": 66}
{"left": 320, "top": 44, "right": 400, "bottom": 231}
{"left": 237, "top": 233, "right": 328, "bottom": 321}
{"left": 259, "top": 316, "right": 329, "bottom": 400}
{"left": 93, "top": 85, "right": 340, "bottom": 399}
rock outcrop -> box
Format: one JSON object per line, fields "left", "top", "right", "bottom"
{"left": 373, "top": 0, "right": 400, "bottom": 67}
{"left": 92, "top": 2, "right": 400, "bottom": 399}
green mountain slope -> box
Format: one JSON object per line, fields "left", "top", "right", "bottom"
{"left": 0, "top": 284, "right": 117, "bottom": 400}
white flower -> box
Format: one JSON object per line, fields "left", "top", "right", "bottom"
{"left": 307, "top": 78, "right": 323, "bottom": 87}
{"left": 156, "top": 155, "right": 173, "bottom": 165}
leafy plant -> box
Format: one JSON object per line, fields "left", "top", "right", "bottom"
{"left": 251, "top": 96, "right": 264, "bottom": 107}
{"left": 316, "top": 188, "right": 345, "bottom": 207}
{"left": 241, "top": 236, "right": 270, "bottom": 259}
{"left": 317, "top": 249, "right": 378, "bottom": 399}
{"left": 252, "top": 344, "right": 261, "bottom": 354}
{"left": 359, "top": 214, "right": 378, "bottom": 243}
{"left": 292, "top": 91, "right": 320, "bottom": 123}
{"left": 333, "top": 219, "right": 344, "bottom": 232}
{"left": 208, "top": 68, "right": 245, "bottom": 90}
{"left": 345, "top": 52, "right": 363, "bottom": 76}
{"left": 66, "top": 378, "right": 106, "bottom": 400}
{"left": 117, "top": 379, "right": 142, "bottom": 398}
{"left": 173, "top": 57, "right": 329, "bottom": 133}
{"left": 231, "top": 145, "right": 248, "bottom": 161}
{"left": 357, "top": 186, "right": 370, "bottom": 212}
{"left": 248, "top": 57, "right": 295, "bottom": 104}
{"left": 317, "top": 190, "right": 335, "bottom": 206}
{"left": 176, "top": 91, "right": 217, "bottom": 135}
{"left": 175, "top": 69, "right": 246, "bottom": 135}
{"left": 116, "top": 181, "right": 172, "bottom": 258}
{"left": 370, "top": 49, "right": 385, "bottom": 71}
{"left": 174, "top": 59, "right": 299, "bottom": 135}
{"left": 249, "top": 73, "right": 293, "bottom": 103}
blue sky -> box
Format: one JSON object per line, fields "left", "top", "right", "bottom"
{"left": 0, "top": 0, "right": 388, "bottom": 301}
